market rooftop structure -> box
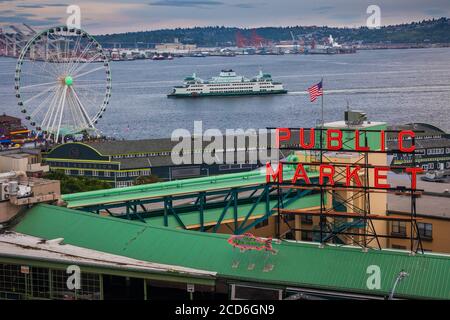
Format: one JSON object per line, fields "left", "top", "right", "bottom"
{"left": 2, "top": 204, "right": 449, "bottom": 300}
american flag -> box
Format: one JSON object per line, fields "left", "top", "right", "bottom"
{"left": 308, "top": 81, "right": 323, "bottom": 102}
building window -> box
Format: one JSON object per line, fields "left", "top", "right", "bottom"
{"left": 392, "top": 221, "right": 407, "bottom": 236}
{"left": 116, "top": 181, "right": 133, "bottom": 188}
{"left": 301, "top": 215, "right": 313, "bottom": 225}
{"left": 116, "top": 172, "right": 127, "bottom": 178}
{"left": 128, "top": 171, "right": 139, "bottom": 177}
{"left": 64, "top": 169, "right": 70, "bottom": 175}
{"left": 104, "top": 171, "right": 110, "bottom": 177}
{"left": 92, "top": 170, "right": 98, "bottom": 177}
{"left": 418, "top": 223, "right": 432, "bottom": 240}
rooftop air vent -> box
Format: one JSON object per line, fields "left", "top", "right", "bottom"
{"left": 345, "top": 110, "right": 367, "bottom": 126}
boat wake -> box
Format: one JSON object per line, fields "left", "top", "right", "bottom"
{"left": 288, "top": 85, "right": 450, "bottom": 95}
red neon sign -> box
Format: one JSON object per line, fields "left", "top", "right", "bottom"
{"left": 275, "top": 128, "right": 415, "bottom": 153}
{"left": 269, "top": 128, "right": 422, "bottom": 189}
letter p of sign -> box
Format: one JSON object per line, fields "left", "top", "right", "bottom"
{"left": 66, "top": 5, "right": 81, "bottom": 29}
{"left": 67, "top": 265, "right": 81, "bottom": 290}
{"left": 366, "top": 265, "right": 381, "bottom": 290}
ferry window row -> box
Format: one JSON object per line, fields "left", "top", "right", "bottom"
{"left": 210, "top": 90, "right": 255, "bottom": 93}
{"left": 204, "top": 83, "right": 260, "bottom": 87}
{"left": 210, "top": 87, "right": 253, "bottom": 90}
{"left": 210, "top": 89, "right": 253, "bottom": 92}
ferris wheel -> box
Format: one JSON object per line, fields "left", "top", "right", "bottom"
{"left": 14, "top": 26, "right": 111, "bottom": 143}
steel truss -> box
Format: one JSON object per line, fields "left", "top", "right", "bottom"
{"left": 270, "top": 127, "right": 425, "bottom": 254}
{"left": 78, "top": 182, "right": 319, "bottom": 235}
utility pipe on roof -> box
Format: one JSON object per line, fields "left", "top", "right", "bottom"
{"left": 0, "top": 171, "right": 26, "bottom": 180}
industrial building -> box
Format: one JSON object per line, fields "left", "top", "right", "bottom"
{"left": 388, "top": 123, "right": 450, "bottom": 172}
{"left": 154, "top": 40, "right": 197, "bottom": 54}
{"left": 42, "top": 136, "right": 271, "bottom": 187}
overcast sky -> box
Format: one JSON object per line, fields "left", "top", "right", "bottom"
{"left": 1, "top": 0, "right": 449, "bottom": 34}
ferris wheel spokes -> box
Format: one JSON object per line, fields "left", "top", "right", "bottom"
{"left": 73, "top": 66, "right": 105, "bottom": 80}
{"left": 54, "top": 86, "right": 68, "bottom": 143}
{"left": 29, "top": 89, "right": 56, "bottom": 119}
{"left": 23, "top": 84, "right": 57, "bottom": 105}
{"left": 41, "top": 87, "right": 62, "bottom": 133}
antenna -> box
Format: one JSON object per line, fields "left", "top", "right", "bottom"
{"left": 346, "top": 101, "right": 350, "bottom": 127}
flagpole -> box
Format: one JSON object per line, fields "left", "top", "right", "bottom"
{"left": 321, "top": 77, "right": 324, "bottom": 127}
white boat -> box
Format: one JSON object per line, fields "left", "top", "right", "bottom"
{"left": 168, "top": 69, "right": 287, "bottom": 98}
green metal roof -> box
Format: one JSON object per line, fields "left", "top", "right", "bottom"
{"left": 13, "top": 204, "right": 450, "bottom": 299}
{"left": 62, "top": 168, "right": 309, "bottom": 208}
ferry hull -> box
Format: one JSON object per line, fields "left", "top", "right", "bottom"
{"left": 167, "top": 90, "right": 288, "bottom": 98}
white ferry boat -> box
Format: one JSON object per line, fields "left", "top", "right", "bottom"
{"left": 168, "top": 69, "right": 287, "bottom": 97}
